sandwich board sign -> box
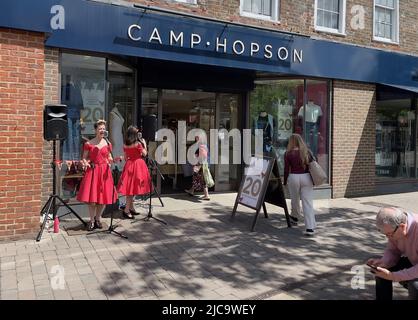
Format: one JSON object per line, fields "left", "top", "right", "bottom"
{"left": 231, "top": 155, "right": 291, "bottom": 231}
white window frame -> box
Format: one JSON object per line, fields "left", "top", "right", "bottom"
{"left": 314, "top": 0, "right": 346, "bottom": 35}
{"left": 173, "top": 0, "right": 197, "bottom": 4}
{"left": 373, "top": 0, "right": 399, "bottom": 44}
{"left": 239, "top": 0, "right": 280, "bottom": 22}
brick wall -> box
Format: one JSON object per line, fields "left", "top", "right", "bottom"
{"left": 0, "top": 28, "right": 45, "bottom": 240}
{"left": 121, "top": 0, "right": 418, "bottom": 55}
{"left": 332, "top": 80, "right": 375, "bottom": 198}
{"left": 42, "top": 48, "right": 60, "bottom": 204}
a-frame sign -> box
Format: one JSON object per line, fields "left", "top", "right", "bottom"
{"left": 231, "top": 156, "right": 291, "bottom": 231}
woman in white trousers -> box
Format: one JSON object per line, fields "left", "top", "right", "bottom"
{"left": 283, "top": 134, "right": 316, "bottom": 236}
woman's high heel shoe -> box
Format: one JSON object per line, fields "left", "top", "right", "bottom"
{"left": 129, "top": 209, "right": 140, "bottom": 216}
{"left": 121, "top": 210, "right": 134, "bottom": 219}
{"left": 87, "top": 221, "right": 95, "bottom": 231}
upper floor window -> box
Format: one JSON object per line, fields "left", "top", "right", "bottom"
{"left": 174, "top": 0, "right": 197, "bottom": 4}
{"left": 240, "top": 0, "right": 279, "bottom": 21}
{"left": 373, "top": 0, "right": 399, "bottom": 43}
{"left": 315, "top": 0, "right": 346, "bottom": 35}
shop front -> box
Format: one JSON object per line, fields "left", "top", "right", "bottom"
{"left": 3, "top": 0, "right": 418, "bottom": 238}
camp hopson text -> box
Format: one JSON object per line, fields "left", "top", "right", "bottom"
{"left": 128, "top": 24, "right": 303, "bottom": 63}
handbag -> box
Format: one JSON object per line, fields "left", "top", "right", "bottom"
{"left": 308, "top": 158, "right": 327, "bottom": 186}
{"left": 202, "top": 164, "right": 215, "bottom": 188}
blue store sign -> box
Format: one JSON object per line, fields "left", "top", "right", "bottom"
{"left": 1, "top": 0, "right": 418, "bottom": 88}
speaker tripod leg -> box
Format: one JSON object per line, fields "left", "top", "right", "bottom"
{"left": 55, "top": 195, "right": 87, "bottom": 226}
{"left": 36, "top": 196, "right": 54, "bottom": 242}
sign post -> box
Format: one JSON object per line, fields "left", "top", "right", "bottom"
{"left": 231, "top": 155, "right": 291, "bottom": 231}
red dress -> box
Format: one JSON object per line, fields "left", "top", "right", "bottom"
{"left": 117, "top": 143, "right": 151, "bottom": 196}
{"left": 76, "top": 143, "right": 117, "bottom": 204}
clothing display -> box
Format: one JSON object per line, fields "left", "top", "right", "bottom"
{"left": 76, "top": 143, "right": 117, "bottom": 204}
{"left": 298, "top": 102, "right": 322, "bottom": 157}
{"left": 253, "top": 112, "right": 275, "bottom": 153}
{"left": 61, "top": 81, "right": 84, "bottom": 159}
{"left": 109, "top": 106, "right": 124, "bottom": 169}
{"left": 117, "top": 143, "right": 151, "bottom": 196}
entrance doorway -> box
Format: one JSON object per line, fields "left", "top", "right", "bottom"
{"left": 141, "top": 88, "right": 242, "bottom": 194}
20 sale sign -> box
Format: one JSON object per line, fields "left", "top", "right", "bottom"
{"left": 238, "top": 157, "right": 270, "bottom": 210}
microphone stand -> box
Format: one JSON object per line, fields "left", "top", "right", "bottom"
{"left": 132, "top": 140, "right": 167, "bottom": 225}
{"left": 88, "top": 134, "right": 127, "bottom": 239}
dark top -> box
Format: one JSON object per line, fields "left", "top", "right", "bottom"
{"left": 256, "top": 115, "right": 273, "bottom": 143}
{"left": 284, "top": 149, "right": 310, "bottom": 185}
{"left": 61, "top": 83, "right": 84, "bottom": 119}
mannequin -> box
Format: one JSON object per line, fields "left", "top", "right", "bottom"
{"left": 109, "top": 104, "right": 125, "bottom": 169}
{"left": 298, "top": 101, "right": 322, "bottom": 157}
{"left": 253, "top": 111, "right": 275, "bottom": 154}
{"left": 61, "top": 75, "right": 84, "bottom": 160}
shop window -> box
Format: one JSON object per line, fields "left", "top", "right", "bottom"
{"left": 61, "top": 53, "right": 106, "bottom": 161}
{"left": 376, "top": 86, "right": 416, "bottom": 179}
{"left": 249, "top": 79, "right": 330, "bottom": 184}
{"left": 240, "top": 0, "right": 279, "bottom": 21}
{"left": 305, "top": 79, "right": 329, "bottom": 181}
{"left": 107, "top": 60, "right": 136, "bottom": 170}
{"left": 315, "top": 0, "right": 346, "bottom": 35}
{"left": 373, "top": 0, "right": 399, "bottom": 43}
{"left": 141, "top": 88, "right": 159, "bottom": 164}
{"left": 59, "top": 53, "right": 135, "bottom": 199}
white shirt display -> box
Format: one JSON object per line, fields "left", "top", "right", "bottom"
{"left": 298, "top": 102, "right": 323, "bottom": 123}
{"left": 109, "top": 106, "right": 124, "bottom": 168}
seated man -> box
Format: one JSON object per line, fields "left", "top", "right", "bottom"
{"left": 367, "top": 206, "right": 418, "bottom": 300}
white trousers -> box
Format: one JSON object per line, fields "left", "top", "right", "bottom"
{"left": 287, "top": 173, "right": 316, "bottom": 230}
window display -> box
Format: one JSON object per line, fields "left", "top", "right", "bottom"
{"left": 250, "top": 79, "right": 330, "bottom": 184}
{"left": 375, "top": 95, "right": 416, "bottom": 179}
{"left": 59, "top": 53, "right": 135, "bottom": 199}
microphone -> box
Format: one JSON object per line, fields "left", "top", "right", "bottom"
{"left": 103, "top": 130, "right": 109, "bottom": 138}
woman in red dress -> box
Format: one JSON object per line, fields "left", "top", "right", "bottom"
{"left": 117, "top": 126, "right": 151, "bottom": 219}
{"left": 77, "top": 119, "right": 117, "bottom": 231}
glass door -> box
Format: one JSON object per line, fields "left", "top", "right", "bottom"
{"left": 215, "top": 94, "right": 242, "bottom": 191}
{"left": 160, "top": 89, "right": 215, "bottom": 194}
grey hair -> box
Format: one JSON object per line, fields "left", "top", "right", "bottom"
{"left": 376, "top": 207, "right": 407, "bottom": 230}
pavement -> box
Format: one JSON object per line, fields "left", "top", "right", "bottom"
{"left": 1, "top": 191, "right": 416, "bottom": 300}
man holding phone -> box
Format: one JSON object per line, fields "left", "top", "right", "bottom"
{"left": 367, "top": 207, "right": 418, "bottom": 300}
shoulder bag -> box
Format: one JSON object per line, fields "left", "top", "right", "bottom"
{"left": 308, "top": 151, "right": 327, "bottom": 186}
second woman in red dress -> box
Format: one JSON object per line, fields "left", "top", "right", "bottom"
{"left": 117, "top": 126, "right": 151, "bottom": 219}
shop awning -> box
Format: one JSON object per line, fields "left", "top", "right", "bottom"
{"left": 380, "top": 83, "right": 418, "bottom": 94}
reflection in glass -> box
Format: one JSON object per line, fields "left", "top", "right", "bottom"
{"left": 217, "top": 94, "right": 242, "bottom": 190}
{"left": 376, "top": 96, "right": 416, "bottom": 179}
{"left": 61, "top": 53, "right": 106, "bottom": 161}
{"left": 250, "top": 79, "right": 329, "bottom": 184}
{"left": 160, "top": 89, "right": 216, "bottom": 194}
{"left": 108, "top": 60, "right": 135, "bottom": 170}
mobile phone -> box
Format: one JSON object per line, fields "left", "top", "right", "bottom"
{"left": 367, "top": 263, "right": 378, "bottom": 270}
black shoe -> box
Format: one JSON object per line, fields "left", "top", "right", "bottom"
{"left": 121, "top": 210, "right": 134, "bottom": 219}
{"left": 289, "top": 215, "right": 298, "bottom": 225}
{"left": 87, "top": 221, "right": 95, "bottom": 231}
{"left": 130, "top": 209, "right": 140, "bottom": 216}
{"left": 304, "top": 229, "right": 315, "bottom": 236}
{"left": 94, "top": 218, "right": 103, "bottom": 229}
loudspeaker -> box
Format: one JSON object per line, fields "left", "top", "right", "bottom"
{"left": 44, "top": 104, "right": 68, "bottom": 141}
{"left": 141, "top": 114, "right": 157, "bottom": 141}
